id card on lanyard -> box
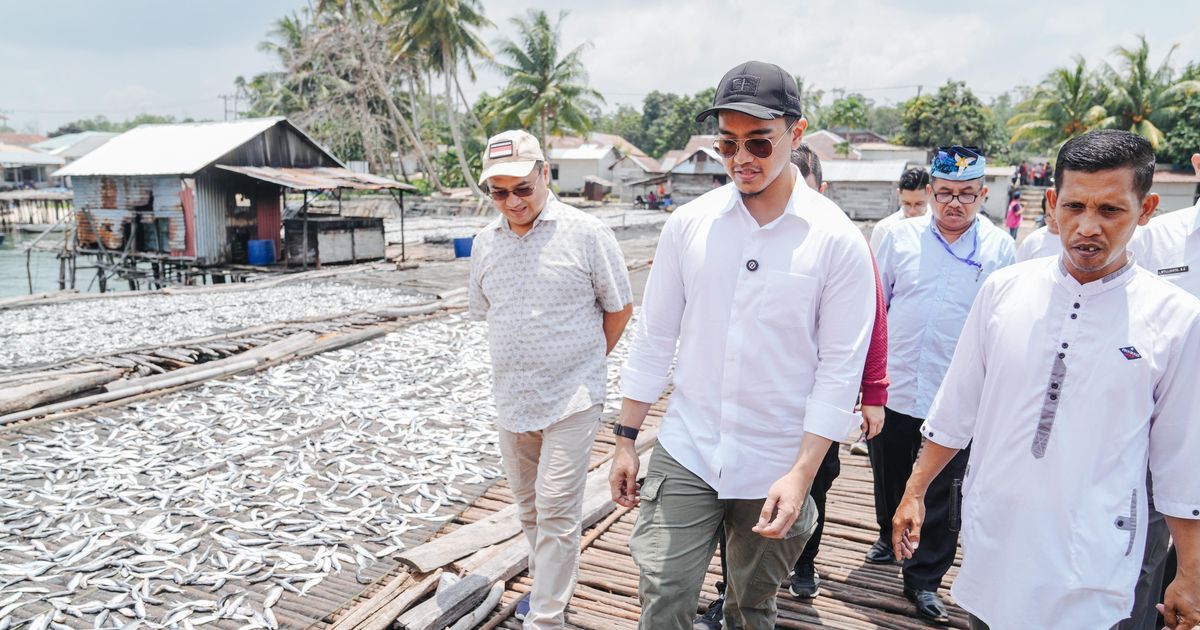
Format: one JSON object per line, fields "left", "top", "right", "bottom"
{"left": 930, "top": 219, "right": 983, "bottom": 281}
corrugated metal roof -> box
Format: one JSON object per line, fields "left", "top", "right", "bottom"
{"left": 54, "top": 117, "right": 316, "bottom": 177}
{"left": 0, "top": 144, "right": 65, "bottom": 167}
{"left": 821, "top": 159, "right": 908, "bottom": 182}
{"left": 215, "top": 165, "right": 418, "bottom": 192}
{"left": 32, "top": 132, "right": 120, "bottom": 160}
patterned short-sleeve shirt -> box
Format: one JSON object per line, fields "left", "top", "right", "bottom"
{"left": 469, "top": 198, "right": 633, "bottom": 432}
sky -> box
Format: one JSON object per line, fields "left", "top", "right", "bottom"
{"left": 3, "top": 1, "right": 1199, "bottom": 135}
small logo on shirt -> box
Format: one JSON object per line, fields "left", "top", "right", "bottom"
{"left": 1119, "top": 346, "right": 1142, "bottom": 360}
{"left": 1157, "top": 265, "right": 1189, "bottom": 276}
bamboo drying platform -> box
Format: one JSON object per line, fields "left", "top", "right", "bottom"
{"left": 477, "top": 436, "right": 972, "bottom": 629}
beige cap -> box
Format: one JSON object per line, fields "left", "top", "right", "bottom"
{"left": 478, "top": 129, "right": 545, "bottom": 185}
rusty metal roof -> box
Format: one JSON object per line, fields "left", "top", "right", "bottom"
{"left": 214, "top": 165, "right": 418, "bottom": 192}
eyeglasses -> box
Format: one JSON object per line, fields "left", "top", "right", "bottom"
{"left": 712, "top": 121, "right": 797, "bottom": 159}
{"left": 488, "top": 170, "right": 542, "bottom": 201}
{"left": 933, "top": 191, "right": 980, "bottom": 205}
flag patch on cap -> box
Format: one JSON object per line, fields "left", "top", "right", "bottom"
{"left": 488, "top": 140, "right": 515, "bottom": 159}
{"left": 1119, "top": 346, "right": 1141, "bottom": 360}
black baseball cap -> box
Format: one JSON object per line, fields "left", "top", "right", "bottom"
{"left": 695, "top": 60, "right": 804, "bottom": 122}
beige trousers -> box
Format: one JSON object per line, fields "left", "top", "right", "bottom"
{"left": 497, "top": 404, "right": 602, "bottom": 630}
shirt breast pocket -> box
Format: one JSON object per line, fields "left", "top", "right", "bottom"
{"left": 760, "top": 271, "right": 820, "bottom": 330}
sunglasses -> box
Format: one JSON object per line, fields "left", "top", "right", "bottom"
{"left": 712, "top": 121, "right": 797, "bottom": 159}
{"left": 488, "top": 170, "right": 543, "bottom": 201}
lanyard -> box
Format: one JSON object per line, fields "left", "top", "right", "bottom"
{"left": 930, "top": 219, "right": 984, "bottom": 280}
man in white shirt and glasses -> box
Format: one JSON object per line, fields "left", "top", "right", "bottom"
{"left": 608, "top": 60, "right": 876, "bottom": 630}
{"left": 469, "top": 129, "right": 634, "bottom": 629}
{"left": 893, "top": 130, "right": 1200, "bottom": 630}
{"left": 869, "top": 167, "right": 932, "bottom": 252}
{"left": 870, "top": 145, "right": 1015, "bottom": 624}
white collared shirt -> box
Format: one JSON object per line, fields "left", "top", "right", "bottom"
{"left": 1015, "top": 225, "right": 1064, "bottom": 262}
{"left": 921, "top": 257, "right": 1200, "bottom": 629}
{"left": 1129, "top": 202, "right": 1200, "bottom": 297}
{"left": 620, "top": 168, "right": 876, "bottom": 499}
{"left": 469, "top": 197, "right": 633, "bottom": 432}
{"left": 875, "top": 214, "right": 1015, "bottom": 419}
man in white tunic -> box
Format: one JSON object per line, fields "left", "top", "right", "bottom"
{"left": 869, "top": 167, "right": 932, "bottom": 251}
{"left": 892, "top": 130, "right": 1200, "bottom": 630}
{"left": 1015, "top": 192, "right": 1064, "bottom": 262}
{"left": 469, "top": 129, "right": 634, "bottom": 629}
{"left": 1119, "top": 150, "right": 1200, "bottom": 630}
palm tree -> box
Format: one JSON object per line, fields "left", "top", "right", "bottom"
{"left": 487, "top": 10, "right": 605, "bottom": 148}
{"left": 1008, "top": 57, "right": 1107, "bottom": 152}
{"left": 1101, "top": 35, "right": 1200, "bottom": 149}
{"left": 390, "top": 0, "right": 493, "bottom": 197}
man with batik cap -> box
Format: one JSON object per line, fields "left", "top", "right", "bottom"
{"left": 469, "top": 129, "right": 634, "bottom": 629}
{"left": 609, "top": 60, "right": 877, "bottom": 630}
{"left": 892, "top": 129, "right": 1200, "bottom": 630}
{"left": 871, "top": 145, "right": 1015, "bottom": 623}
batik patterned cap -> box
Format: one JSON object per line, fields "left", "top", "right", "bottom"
{"left": 931, "top": 146, "right": 986, "bottom": 180}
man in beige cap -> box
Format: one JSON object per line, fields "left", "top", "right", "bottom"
{"left": 468, "top": 129, "right": 634, "bottom": 629}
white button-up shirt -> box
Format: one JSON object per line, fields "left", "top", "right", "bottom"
{"left": 869, "top": 207, "right": 926, "bottom": 252}
{"left": 620, "top": 170, "right": 876, "bottom": 499}
{"left": 922, "top": 257, "right": 1200, "bottom": 630}
{"left": 876, "top": 214, "right": 1015, "bottom": 419}
{"left": 1130, "top": 202, "right": 1200, "bottom": 297}
{"left": 1015, "top": 225, "right": 1064, "bottom": 262}
{"left": 469, "top": 198, "right": 633, "bottom": 432}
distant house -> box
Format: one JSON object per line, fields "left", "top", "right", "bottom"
{"left": 546, "top": 133, "right": 658, "bottom": 196}
{"left": 54, "top": 117, "right": 414, "bottom": 269}
{"left": 0, "top": 143, "right": 65, "bottom": 190}
{"left": 1152, "top": 169, "right": 1200, "bottom": 213}
{"left": 31, "top": 132, "right": 120, "bottom": 166}
{"left": 625, "top": 145, "right": 728, "bottom": 205}
{"left": 982, "top": 165, "right": 1018, "bottom": 220}
{"left": 0, "top": 133, "right": 49, "bottom": 147}
{"left": 855, "top": 142, "right": 927, "bottom": 163}
{"left": 821, "top": 159, "right": 909, "bottom": 219}
{"left": 804, "top": 130, "right": 861, "bottom": 162}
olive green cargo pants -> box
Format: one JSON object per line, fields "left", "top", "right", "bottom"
{"left": 630, "top": 445, "right": 818, "bottom": 630}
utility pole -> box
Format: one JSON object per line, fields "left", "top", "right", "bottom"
{"left": 916, "top": 85, "right": 923, "bottom": 98}
{"left": 218, "top": 93, "right": 245, "bottom": 121}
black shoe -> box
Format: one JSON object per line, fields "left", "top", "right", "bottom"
{"left": 788, "top": 562, "right": 819, "bottom": 599}
{"left": 864, "top": 538, "right": 896, "bottom": 564}
{"left": 693, "top": 590, "right": 724, "bottom": 630}
{"left": 903, "top": 588, "right": 950, "bottom": 624}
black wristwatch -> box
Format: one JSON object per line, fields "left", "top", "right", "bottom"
{"left": 612, "top": 424, "right": 640, "bottom": 440}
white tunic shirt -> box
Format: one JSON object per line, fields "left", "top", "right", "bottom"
{"left": 922, "top": 257, "right": 1200, "bottom": 630}
{"left": 469, "top": 198, "right": 633, "bottom": 432}
{"left": 620, "top": 170, "right": 876, "bottom": 499}
{"left": 868, "top": 206, "right": 927, "bottom": 252}
{"left": 876, "top": 214, "right": 1016, "bottom": 419}
{"left": 1015, "top": 225, "right": 1064, "bottom": 262}
{"left": 1130, "top": 202, "right": 1200, "bottom": 297}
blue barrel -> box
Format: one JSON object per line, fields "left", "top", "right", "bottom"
{"left": 453, "top": 236, "right": 475, "bottom": 258}
{"left": 247, "top": 239, "right": 276, "bottom": 265}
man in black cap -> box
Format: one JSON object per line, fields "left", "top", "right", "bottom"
{"left": 610, "top": 60, "right": 877, "bottom": 629}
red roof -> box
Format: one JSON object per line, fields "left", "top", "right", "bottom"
{"left": 0, "top": 133, "right": 48, "bottom": 147}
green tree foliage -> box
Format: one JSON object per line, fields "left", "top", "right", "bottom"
{"left": 1101, "top": 35, "right": 1200, "bottom": 150}
{"left": 48, "top": 114, "right": 184, "bottom": 137}
{"left": 899, "top": 81, "right": 1001, "bottom": 154}
{"left": 1007, "top": 57, "right": 1107, "bottom": 153}
{"left": 826, "top": 94, "right": 870, "bottom": 131}
{"left": 1160, "top": 62, "right": 1200, "bottom": 165}
{"left": 485, "top": 10, "right": 604, "bottom": 148}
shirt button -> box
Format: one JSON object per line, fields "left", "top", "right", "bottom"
{"left": 746, "top": 259, "right": 759, "bottom": 271}
{"left": 1061, "top": 343, "right": 1069, "bottom": 349}
{"left": 1073, "top": 302, "right": 1081, "bottom": 309}
{"left": 1070, "top": 314, "right": 1078, "bottom": 319}
{"left": 1058, "top": 352, "right": 1066, "bottom": 359}
{"left": 1051, "top": 383, "right": 1059, "bottom": 389}
{"left": 1049, "top": 394, "right": 1058, "bottom": 401}
{"left": 1194, "top": 509, "right": 1199, "bottom": 516}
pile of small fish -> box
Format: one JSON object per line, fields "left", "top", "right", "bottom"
{"left": 385, "top": 208, "right": 668, "bottom": 244}
{"left": 0, "top": 281, "right": 426, "bottom": 372}
{"left": 0, "top": 312, "right": 637, "bottom": 629}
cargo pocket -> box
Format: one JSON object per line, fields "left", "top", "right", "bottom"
{"left": 786, "top": 494, "right": 819, "bottom": 541}
{"left": 629, "top": 474, "right": 666, "bottom": 573}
